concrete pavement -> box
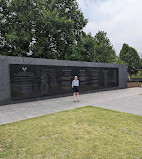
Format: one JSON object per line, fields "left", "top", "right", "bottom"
{"left": 0, "top": 87, "right": 142, "bottom": 125}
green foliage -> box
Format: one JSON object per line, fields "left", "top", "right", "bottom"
{"left": 94, "top": 31, "right": 116, "bottom": 63}
{"left": 71, "top": 31, "right": 116, "bottom": 63}
{"left": 72, "top": 32, "right": 96, "bottom": 62}
{"left": 114, "top": 56, "right": 126, "bottom": 64}
{"left": 131, "top": 70, "right": 142, "bottom": 78}
{"left": 140, "top": 58, "right": 142, "bottom": 69}
{"left": 0, "top": 0, "right": 87, "bottom": 58}
{"left": 120, "top": 43, "right": 140, "bottom": 77}
{"left": 0, "top": 0, "right": 35, "bottom": 56}
{"left": 0, "top": 0, "right": 118, "bottom": 63}
{"left": 0, "top": 1, "right": 117, "bottom": 63}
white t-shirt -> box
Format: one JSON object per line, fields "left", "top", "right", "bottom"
{"left": 72, "top": 80, "right": 79, "bottom": 88}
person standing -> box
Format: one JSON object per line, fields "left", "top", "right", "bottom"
{"left": 72, "top": 76, "right": 79, "bottom": 102}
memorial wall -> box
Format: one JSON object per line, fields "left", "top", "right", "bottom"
{"left": 10, "top": 64, "right": 119, "bottom": 101}
{"left": 0, "top": 56, "right": 127, "bottom": 106}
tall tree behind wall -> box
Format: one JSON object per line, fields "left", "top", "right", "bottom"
{"left": 71, "top": 32, "right": 96, "bottom": 62}
{"left": 0, "top": 0, "right": 87, "bottom": 59}
{"left": 71, "top": 31, "right": 116, "bottom": 63}
{"left": 94, "top": 31, "right": 116, "bottom": 63}
{"left": 0, "top": 0, "right": 36, "bottom": 56}
{"left": 120, "top": 43, "right": 140, "bottom": 78}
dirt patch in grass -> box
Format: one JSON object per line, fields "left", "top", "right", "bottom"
{"left": 0, "top": 106, "right": 142, "bottom": 159}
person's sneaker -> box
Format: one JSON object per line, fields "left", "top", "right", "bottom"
{"left": 74, "top": 100, "right": 76, "bottom": 102}
{"left": 77, "top": 100, "right": 80, "bottom": 102}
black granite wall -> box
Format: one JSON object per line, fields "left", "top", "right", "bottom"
{"left": 0, "top": 56, "right": 127, "bottom": 105}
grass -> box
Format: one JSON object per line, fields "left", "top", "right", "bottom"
{"left": 131, "top": 75, "right": 142, "bottom": 78}
{"left": 0, "top": 106, "right": 142, "bottom": 159}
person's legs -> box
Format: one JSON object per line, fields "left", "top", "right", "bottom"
{"left": 77, "top": 92, "right": 79, "bottom": 101}
{"left": 73, "top": 87, "right": 79, "bottom": 102}
{"left": 73, "top": 93, "right": 76, "bottom": 101}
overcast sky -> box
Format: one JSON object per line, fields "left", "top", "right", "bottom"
{"left": 77, "top": 0, "right": 142, "bottom": 57}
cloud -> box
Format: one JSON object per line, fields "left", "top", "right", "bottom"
{"left": 77, "top": 0, "right": 142, "bottom": 56}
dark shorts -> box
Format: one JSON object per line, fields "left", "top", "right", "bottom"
{"left": 73, "top": 86, "right": 79, "bottom": 92}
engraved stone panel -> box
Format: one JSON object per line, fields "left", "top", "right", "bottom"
{"left": 10, "top": 64, "right": 119, "bottom": 101}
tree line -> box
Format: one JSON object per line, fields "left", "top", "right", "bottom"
{"left": 0, "top": 0, "right": 141, "bottom": 77}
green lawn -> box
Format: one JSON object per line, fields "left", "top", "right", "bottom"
{"left": 131, "top": 75, "right": 142, "bottom": 78}
{"left": 0, "top": 106, "right": 142, "bottom": 159}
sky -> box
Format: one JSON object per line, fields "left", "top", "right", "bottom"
{"left": 77, "top": 0, "right": 142, "bottom": 57}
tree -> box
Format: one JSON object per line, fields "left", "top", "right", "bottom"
{"left": 140, "top": 58, "right": 142, "bottom": 69}
{"left": 0, "top": 0, "right": 36, "bottom": 56}
{"left": 68, "top": 31, "right": 117, "bottom": 63}
{"left": 70, "top": 32, "right": 96, "bottom": 62}
{"left": 114, "top": 56, "right": 126, "bottom": 64}
{"left": 94, "top": 31, "right": 116, "bottom": 63}
{"left": 120, "top": 43, "right": 140, "bottom": 78}
{"left": 0, "top": 0, "right": 87, "bottom": 59}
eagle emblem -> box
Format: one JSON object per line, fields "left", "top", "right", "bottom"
{"left": 22, "top": 67, "right": 27, "bottom": 72}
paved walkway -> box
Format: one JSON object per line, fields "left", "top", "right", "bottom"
{"left": 0, "top": 88, "right": 142, "bottom": 125}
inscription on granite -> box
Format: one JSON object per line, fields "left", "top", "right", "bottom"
{"left": 10, "top": 64, "right": 119, "bottom": 101}
{"left": 10, "top": 65, "right": 38, "bottom": 100}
